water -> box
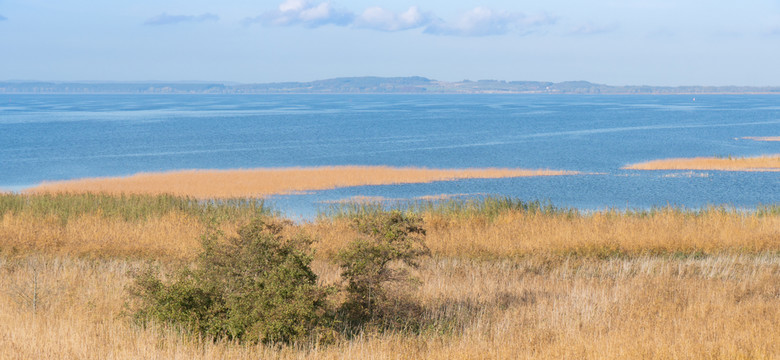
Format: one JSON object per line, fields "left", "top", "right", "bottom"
{"left": 1, "top": 94, "right": 778, "bottom": 218}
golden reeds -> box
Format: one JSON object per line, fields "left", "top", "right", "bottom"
{"left": 1, "top": 255, "right": 778, "bottom": 359}
{"left": 309, "top": 207, "right": 780, "bottom": 259}
{"left": 1, "top": 194, "right": 779, "bottom": 358}
{"left": 3, "top": 195, "right": 779, "bottom": 260}
{"left": 0, "top": 211, "right": 207, "bottom": 259}
{"left": 25, "top": 166, "right": 578, "bottom": 198}
{"left": 623, "top": 154, "right": 780, "bottom": 171}
{"left": 742, "top": 136, "right": 780, "bottom": 142}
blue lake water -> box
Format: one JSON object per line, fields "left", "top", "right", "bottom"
{"left": 1, "top": 94, "right": 778, "bottom": 218}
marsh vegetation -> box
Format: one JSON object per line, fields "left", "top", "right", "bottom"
{"left": 1, "top": 193, "right": 779, "bottom": 359}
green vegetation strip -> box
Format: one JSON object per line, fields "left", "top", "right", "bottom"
{"left": 320, "top": 196, "right": 780, "bottom": 220}
{"left": 0, "top": 193, "right": 271, "bottom": 223}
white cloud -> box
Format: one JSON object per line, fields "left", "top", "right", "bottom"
{"left": 144, "top": 13, "right": 218, "bottom": 26}
{"left": 246, "top": 0, "right": 354, "bottom": 27}
{"left": 247, "top": 2, "right": 557, "bottom": 36}
{"left": 424, "top": 7, "right": 555, "bottom": 36}
{"left": 354, "top": 6, "right": 432, "bottom": 31}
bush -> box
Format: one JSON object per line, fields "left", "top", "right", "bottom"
{"left": 129, "top": 212, "right": 431, "bottom": 344}
{"left": 129, "top": 218, "right": 329, "bottom": 345}
{"left": 336, "top": 210, "right": 429, "bottom": 329}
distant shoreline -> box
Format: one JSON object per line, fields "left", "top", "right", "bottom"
{"left": 2, "top": 76, "right": 779, "bottom": 95}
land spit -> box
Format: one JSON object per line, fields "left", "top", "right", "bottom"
{"left": 742, "top": 136, "right": 780, "bottom": 142}
{"left": 26, "top": 166, "right": 578, "bottom": 199}
{"left": 623, "top": 154, "right": 780, "bottom": 171}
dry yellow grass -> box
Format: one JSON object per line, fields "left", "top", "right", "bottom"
{"left": 623, "top": 154, "right": 780, "bottom": 171}
{"left": 422, "top": 209, "right": 780, "bottom": 258}
{"left": 305, "top": 208, "right": 780, "bottom": 260}
{"left": 2, "top": 205, "right": 779, "bottom": 261}
{"left": 0, "top": 211, "right": 208, "bottom": 259}
{"left": 742, "top": 136, "right": 780, "bottom": 142}
{"left": 26, "top": 166, "right": 577, "bottom": 198}
{"left": 1, "top": 194, "right": 779, "bottom": 359}
{"left": 1, "top": 254, "right": 778, "bottom": 359}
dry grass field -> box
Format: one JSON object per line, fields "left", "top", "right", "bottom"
{"left": 1, "top": 255, "right": 778, "bottom": 359}
{"left": 623, "top": 154, "right": 780, "bottom": 171}
{"left": 26, "top": 166, "right": 577, "bottom": 199}
{"left": 1, "top": 194, "right": 779, "bottom": 359}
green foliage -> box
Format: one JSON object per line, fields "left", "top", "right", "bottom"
{"left": 409, "top": 197, "right": 568, "bottom": 219}
{"left": 0, "top": 193, "right": 269, "bottom": 224}
{"left": 319, "top": 196, "right": 573, "bottom": 221}
{"left": 129, "top": 218, "right": 328, "bottom": 345}
{"left": 130, "top": 210, "right": 434, "bottom": 343}
{"left": 336, "top": 210, "right": 429, "bottom": 330}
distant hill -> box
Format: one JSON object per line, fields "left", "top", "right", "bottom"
{"left": 1, "top": 77, "right": 779, "bottom": 94}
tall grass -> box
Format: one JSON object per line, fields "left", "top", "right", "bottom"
{"left": 0, "top": 193, "right": 269, "bottom": 224}
{"left": 3, "top": 194, "right": 778, "bottom": 260}
{"left": 1, "top": 254, "right": 778, "bottom": 359}
{"left": 311, "top": 198, "right": 780, "bottom": 260}
{"left": 319, "top": 197, "right": 568, "bottom": 220}
{"left": 0, "top": 193, "right": 269, "bottom": 259}
{"left": 1, "top": 194, "right": 779, "bottom": 358}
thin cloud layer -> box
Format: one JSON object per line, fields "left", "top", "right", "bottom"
{"left": 354, "top": 6, "right": 432, "bottom": 31}
{"left": 145, "top": 13, "right": 219, "bottom": 26}
{"left": 425, "top": 7, "right": 556, "bottom": 36}
{"left": 249, "top": 1, "right": 555, "bottom": 36}
{"left": 245, "top": 0, "right": 354, "bottom": 27}
{"left": 568, "top": 22, "right": 619, "bottom": 35}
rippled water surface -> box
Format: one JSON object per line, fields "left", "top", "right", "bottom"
{"left": 1, "top": 94, "right": 778, "bottom": 217}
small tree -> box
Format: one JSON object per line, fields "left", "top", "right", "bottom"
{"left": 336, "top": 211, "right": 429, "bottom": 329}
{"left": 130, "top": 218, "right": 329, "bottom": 345}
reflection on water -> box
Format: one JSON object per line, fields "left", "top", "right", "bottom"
{"left": 1, "top": 94, "right": 778, "bottom": 217}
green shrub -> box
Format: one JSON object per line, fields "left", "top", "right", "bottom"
{"left": 336, "top": 210, "right": 429, "bottom": 330}
{"left": 130, "top": 211, "right": 433, "bottom": 344}
{"left": 129, "top": 218, "right": 328, "bottom": 345}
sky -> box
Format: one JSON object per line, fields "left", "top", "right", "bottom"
{"left": 1, "top": 0, "right": 779, "bottom": 86}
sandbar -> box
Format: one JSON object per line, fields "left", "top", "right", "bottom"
{"left": 623, "top": 155, "right": 780, "bottom": 171}
{"left": 742, "top": 136, "right": 780, "bottom": 142}
{"left": 26, "top": 166, "right": 578, "bottom": 199}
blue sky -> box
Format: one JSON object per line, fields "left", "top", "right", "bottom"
{"left": 1, "top": 0, "right": 779, "bottom": 85}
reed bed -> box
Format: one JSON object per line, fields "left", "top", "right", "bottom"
{"left": 0, "top": 193, "right": 265, "bottom": 259}
{"left": 0, "top": 193, "right": 268, "bottom": 223}
{"left": 742, "top": 136, "right": 780, "bottom": 142}
{"left": 312, "top": 199, "right": 780, "bottom": 259}
{"left": 421, "top": 206, "right": 780, "bottom": 259}
{"left": 623, "top": 154, "right": 780, "bottom": 171}
{"left": 2, "top": 194, "right": 779, "bottom": 260}
{"left": 25, "top": 166, "right": 578, "bottom": 198}
{"left": 1, "top": 194, "right": 779, "bottom": 358}
{"left": 1, "top": 254, "right": 778, "bottom": 359}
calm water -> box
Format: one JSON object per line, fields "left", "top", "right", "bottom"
{"left": 1, "top": 94, "right": 778, "bottom": 218}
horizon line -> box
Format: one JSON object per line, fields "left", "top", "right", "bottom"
{"left": 2, "top": 76, "right": 780, "bottom": 89}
